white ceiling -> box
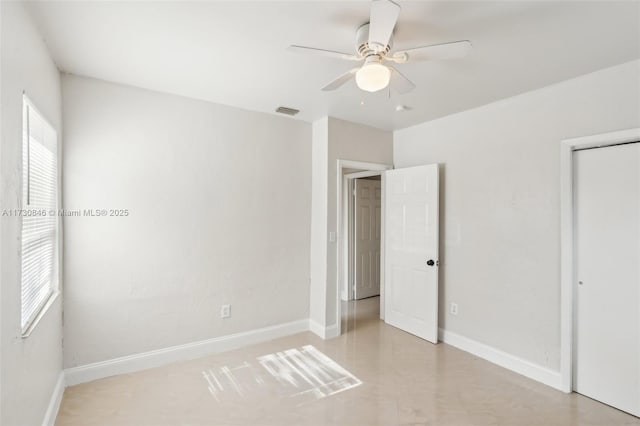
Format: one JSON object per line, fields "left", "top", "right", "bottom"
{"left": 26, "top": 1, "right": 640, "bottom": 130}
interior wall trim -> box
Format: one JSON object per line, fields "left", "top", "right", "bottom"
{"left": 309, "top": 320, "right": 339, "bottom": 339}
{"left": 42, "top": 371, "right": 65, "bottom": 426}
{"left": 64, "top": 319, "right": 310, "bottom": 386}
{"left": 438, "top": 328, "right": 563, "bottom": 391}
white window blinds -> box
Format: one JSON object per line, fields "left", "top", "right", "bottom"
{"left": 21, "top": 97, "right": 58, "bottom": 333}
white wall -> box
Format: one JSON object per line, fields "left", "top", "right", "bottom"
{"left": 394, "top": 60, "right": 640, "bottom": 371}
{"left": 1, "top": 2, "right": 63, "bottom": 425}
{"left": 62, "top": 75, "right": 311, "bottom": 367}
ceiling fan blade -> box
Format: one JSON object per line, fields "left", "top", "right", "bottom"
{"left": 368, "top": 0, "right": 400, "bottom": 50}
{"left": 389, "top": 66, "right": 415, "bottom": 94}
{"left": 391, "top": 40, "right": 472, "bottom": 63}
{"left": 288, "top": 45, "right": 361, "bottom": 61}
{"left": 321, "top": 68, "right": 359, "bottom": 91}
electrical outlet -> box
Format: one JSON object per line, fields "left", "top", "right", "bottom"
{"left": 221, "top": 304, "right": 231, "bottom": 319}
{"left": 450, "top": 303, "right": 458, "bottom": 316}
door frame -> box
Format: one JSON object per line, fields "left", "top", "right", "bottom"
{"left": 559, "top": 127, "right": 640, "bottom": 393}
{"left": 337, "top": 160, "right": 393, "bottom": 336}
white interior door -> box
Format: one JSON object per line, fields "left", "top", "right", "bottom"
{"left": 574, "top": 142, "right": 640, "bottom": 417}
{"left": 354, "top": 179, "right": 381, "bottom": 300}
{"left": 384, "top": 164, "right": 439, "bottom": 343}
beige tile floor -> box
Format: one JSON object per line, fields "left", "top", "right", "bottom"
{"left": 56, "top": 297, "right": 640, "bottom": 426}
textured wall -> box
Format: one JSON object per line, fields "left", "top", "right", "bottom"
{"left": 394, "top": 60, "right": 640, "bottom": 371}
{"left": 62, "top": 75, "right": 311, "bottom": 367}
{"left": 1, "top": 2, "right": 63, "bottom": 425}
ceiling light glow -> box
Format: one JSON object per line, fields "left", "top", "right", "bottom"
{"left": 355, "top": 62, "right": 390, "bottom": 92}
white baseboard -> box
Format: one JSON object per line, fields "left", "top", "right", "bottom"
{"left": 309, "top": 319, "right": 324, "bottom": 337}
{"left": 324, "top": 323, "right": 339, "bottom": 339}
{"left": 42, "top": 371, "right": 65, "bottom": 426}
{"left": 309, "top": 320, "right": 340, "bottom": 339}
{"left": 438, "top": 328, "right": 563, "bottom": 391}
{"left": 65, "top": 319, "right": 309, "bottom": 386}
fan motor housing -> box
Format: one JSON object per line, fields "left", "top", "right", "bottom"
{"left": 356, "top": 23, "right": 392, "bottom": 58}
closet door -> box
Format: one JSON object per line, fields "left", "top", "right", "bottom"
{"left": 574, "top": 142, "right": 639, "bottom": 416}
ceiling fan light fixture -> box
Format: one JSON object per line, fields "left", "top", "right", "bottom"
{"left": 290, "top": 0, "right": 472, "bottom": 94}
{"left": 355, "top": 62, "right": 390, "bottom": 92}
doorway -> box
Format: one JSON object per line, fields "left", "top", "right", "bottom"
{"left": 341, "top": 175, "right": 383, "bottom": 334}
{"left": 560, "top": 128, "right": 640, "bottom": 416}
{"left": 336, "top": 160, "right": 392, "bottom": 336}
{"left": 336, "top": 160, "right": 441, "bottom": 343}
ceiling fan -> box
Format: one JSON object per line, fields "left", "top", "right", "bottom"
{"left": 289, "top": 0, "right": 472, "bottom": 94}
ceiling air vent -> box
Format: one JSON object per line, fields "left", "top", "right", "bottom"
{"left": 275, "top": 106, "right": 300, "bottom": 116}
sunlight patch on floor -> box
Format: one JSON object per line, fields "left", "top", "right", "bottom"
{"left": 202, "top": 345, "right": 362, "bottom": 406}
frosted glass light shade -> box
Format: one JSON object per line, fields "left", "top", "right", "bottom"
{"left": 355, "top": 63, "right": 391, "bottom": 92}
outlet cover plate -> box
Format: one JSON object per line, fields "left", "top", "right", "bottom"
{"left": 221, "top": 304, "right": 231, "bottom": 319}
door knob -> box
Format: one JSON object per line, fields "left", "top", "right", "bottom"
{"left": 427, "top": 259, "right": 435, "bottom": 266}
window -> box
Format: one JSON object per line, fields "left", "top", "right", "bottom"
{"left": 21, "top": 96, "right": 58, "bottom": 334}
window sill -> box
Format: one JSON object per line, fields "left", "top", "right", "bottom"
{"left": 21, "top": 290, "right": 60, "bottom": 338}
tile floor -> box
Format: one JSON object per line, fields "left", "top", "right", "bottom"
{"left": 55, "top": 297, "right": 640, "bottom": 425}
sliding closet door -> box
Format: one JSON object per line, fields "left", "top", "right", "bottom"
{"left": 574, "top": 142, "right": 639, "bottom": 416}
